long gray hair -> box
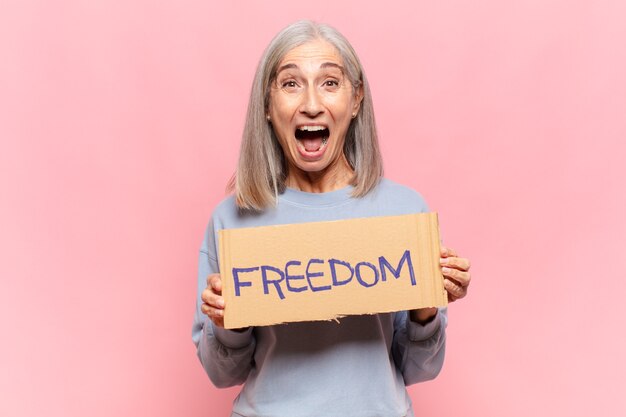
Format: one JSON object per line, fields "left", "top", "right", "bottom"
{"left": 229, "top": 20, "right": 383, "bottom": 210}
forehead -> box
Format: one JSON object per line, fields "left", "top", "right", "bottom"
{"left": 278, "top": 39, "right": 344, "bottom": 69}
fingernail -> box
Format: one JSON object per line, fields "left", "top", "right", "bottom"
{"left": 440, "top": 258, "right": 448, "bottom": 265}
{"left": 217, "top": 299, "right": 225, "bottom": 308}
{"left": 442, "top": 267, "right": 451, "bottom": 274}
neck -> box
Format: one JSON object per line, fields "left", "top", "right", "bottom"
{"left": 285, "top": 157, "right": 354, "bottom": 193}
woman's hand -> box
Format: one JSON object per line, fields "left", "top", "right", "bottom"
{"left": 201, "top": 273, "right": 225, "bottom": 328}
{"left": 440, "top": 246, "right": 471, "bottom": 302}
{"left": 410, "top": 246, "right": 471, "bottom": 324}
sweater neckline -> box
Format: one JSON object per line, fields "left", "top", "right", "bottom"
{"left": 280, "top": 185, "right": 354, "bottom": 207}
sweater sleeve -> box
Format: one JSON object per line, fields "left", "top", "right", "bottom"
{"left": 391, "top": 308, "right": 448, "bottom": 386}
{"left": 191, "top": 219, "right": 256, "bottom": 388}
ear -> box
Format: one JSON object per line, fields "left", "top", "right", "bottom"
{"left": 352, "top": 84, "right": 364, "bottom": 116}
{"left": 265, "top": 104, "right": 272, "bottom": 122}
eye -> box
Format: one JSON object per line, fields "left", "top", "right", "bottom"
{"left": 324, "top": 79, "right": 339, "bottom": 87}
{"left": 282, "top": 80, "right": 298, "bottom": 88}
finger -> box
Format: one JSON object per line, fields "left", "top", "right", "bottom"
{"left": 201, "top": 288, "right": 225, "bottom": 309}
{"left": 440, "top": 246, "right": 458, "bottom": 258}
{"left": 444, "top": 278, "right": 467, "bottom": 300}
{"left": 201, "top": 302, "right": 224, "bottom": 318}
{"left": 206, "top": 274, "right": 222, "bottom": 295}
{"left": 441, "top": 267, "right": 471, "bottom": 287}
{"left": 440, "top": 256, "right": 471, "bottom": 271}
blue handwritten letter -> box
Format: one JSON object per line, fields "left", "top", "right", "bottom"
{"left": 232, "top": 267, "right": 258, "bottom": 296}
{"left": 285, "top": 260, "right": 307, "bottom": 293}
{"left": 379, "top": 250, "right": 416, "bottom": 286}
{"left": 306, "top": 259, "right": 331, "bottom": 292}
{"left": 355, "top": 262, "right": 379, "bottom": 288}
{"left": 261, "top": 265, "right": 286, "bottom": 300}
{"left": 329, "top": 258, "right": 354, "bottom": 286}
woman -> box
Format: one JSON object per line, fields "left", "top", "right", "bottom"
{"left": 192, "top": 20, "right": 471, "bottom": 417}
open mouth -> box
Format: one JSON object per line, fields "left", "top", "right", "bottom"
{"left": 295, "top": 125, "right": 330, "bottom": 153}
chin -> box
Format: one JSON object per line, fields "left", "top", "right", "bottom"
{"left": 294, "top": 160, "right": 330, "bottom": 173}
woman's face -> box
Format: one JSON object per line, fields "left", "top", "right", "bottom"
{"left": 268, "top": 39, "right": 362, "bottom": 181}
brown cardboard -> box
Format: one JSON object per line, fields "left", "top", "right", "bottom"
{"left": 218, "top": 213, "right": 447, "bottom": 329}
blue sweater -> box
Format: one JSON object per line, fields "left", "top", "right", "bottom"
{"left": 192, "top": 179, "right": 447, "bottom": 417}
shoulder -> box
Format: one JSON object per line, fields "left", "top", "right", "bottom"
{"left": 368, "top": 178, "right": 430, "bottom": 212}
{"left": 208, "top": 194, "right": 241, "bottom": 230}
{"left": 212, "top": 194, "right": 239, "bottom": 219}
{"left": 209, "top": 194, "right": 274, "bottom": 230}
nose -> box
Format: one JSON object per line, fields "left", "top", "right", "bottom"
{"left": 299, "top": 86, "right": 324, "bottom": 117}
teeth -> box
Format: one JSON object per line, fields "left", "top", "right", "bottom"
{"left": 298, "top": 125, "right": 326, "bottom": 132}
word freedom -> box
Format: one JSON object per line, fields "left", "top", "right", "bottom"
{"left": 232, "top": 250, "right": 417, "bottom": 300}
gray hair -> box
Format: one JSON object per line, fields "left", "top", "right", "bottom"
{"left": 230, "top": 20, "right": 383, "bottom": 210}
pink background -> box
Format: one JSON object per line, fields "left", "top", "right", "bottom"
{"left": 2, "top": 1, "right": 625, "bottom": 416}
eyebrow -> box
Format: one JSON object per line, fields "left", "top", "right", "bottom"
{"left": 320, "top": 62, "right": 345, "bottom": 72}
{"left": 276, "top": 63, "right": 298, "bottom": 74}
{"left": 276, "top": 62, "right": 345, "bottom": 76}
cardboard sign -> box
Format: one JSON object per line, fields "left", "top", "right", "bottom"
{"left": 218, "top": 213, "right": 447, "bottom": 329}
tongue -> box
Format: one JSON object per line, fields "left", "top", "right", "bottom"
{"left": 301, "top": 138, "right": 323, "bottom": 152}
